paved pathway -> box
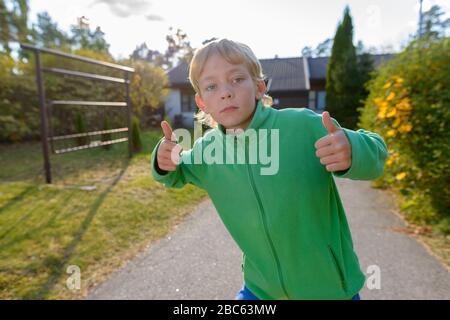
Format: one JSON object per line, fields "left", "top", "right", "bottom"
{"left": 88, "top": 178, "right": 450, "bottom": 300}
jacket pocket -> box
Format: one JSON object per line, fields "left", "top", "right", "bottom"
{"left": 328, "top": 245, "right": 347, "bottom": 292}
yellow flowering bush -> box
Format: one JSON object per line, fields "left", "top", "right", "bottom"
{"left": 374, "top": 75, "right": 413, "bottom": 138}
{"left": 358, "top": 37, "right": 450, "bottom": 234}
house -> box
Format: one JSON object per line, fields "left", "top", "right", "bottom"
{"left": 164, "top": 54, "right": 393, "bottom": 128}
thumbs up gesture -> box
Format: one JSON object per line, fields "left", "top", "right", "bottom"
{"left": 157, "top": 121, "right": 183, "bottom": 172}
{"left": 314, "top": 112, "right": 352, "bottom": 172}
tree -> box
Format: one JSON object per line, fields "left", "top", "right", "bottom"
{"left": 0, "top": 0, "right": 32, "bottom": 57}
{"left": 419, "top": 5, "right": 450, "bottom": 39}
{"left": 164, "top": 27, "right": 194, "bottom": 68}
{"left": 33, "top": 11, "right": 70, "bottom": 48}
{"left": 301, "top": 38, "right": 333, "bottom": 58}
{"left": 357, "top": 52, "right": 374, "bottom": 99}
{"left": 11, "top": 0, "right": 31, "bottom": 59}
{"left": 130, "top": 42, "right": 166, "bottom": 67}
{"left": 301, "top": 46, "right": 313, "bottom": 57}
{"left": 325, "top": 6, "right": 362, "bottom": 129}
{"left": 70, "top": 23, "right": 110, "bottom": 54}
{"left": 315, "top": 38, "right": 333, "bottom": 57}
{"left": 130, "top": 27, "right": 194, "bottom": 69}
{"left": 131, "top": 42, "right": 151, "bottom": 61}
{"left": 10, "top": 0, "right": 28, "bottom": 43}
{"left": 0, "top": 0, "right": 11, "bottom": 53}
{"left": 355, "top": 40, "right": 375, "bottom": 99}
{"left": 127, "top": 59, "right": 169, "bottom": 115}
{"left": 90, "top": 26, "right": 109, "bottom": 53}
{"left": 70, "top": 24, "right": 90, "bottom": 50}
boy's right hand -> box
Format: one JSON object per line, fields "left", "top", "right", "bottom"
{"left": 157, "top": 121, "right": 183, "bottom": 172}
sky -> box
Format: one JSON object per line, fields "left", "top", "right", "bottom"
{"left": 28, "top": 0, "right": 450, "bottom": 60}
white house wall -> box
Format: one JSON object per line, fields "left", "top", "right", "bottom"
{"left": 164, "top": 90, "right": 181, "bottom": 125}
{"left": 164, "top": 89, "right": 195, "bottom": 128}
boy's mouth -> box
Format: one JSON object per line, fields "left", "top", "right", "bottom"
{"left": 221, "top": 106, "right": 238, "bottom": 113}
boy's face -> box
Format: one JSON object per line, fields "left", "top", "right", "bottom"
{"left": 195, "top": 53, "right": 266, "bottom": 130}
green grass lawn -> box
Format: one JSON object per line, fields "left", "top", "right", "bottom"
{"left": 0, "top": 130, "right": 208, "bottom": 299}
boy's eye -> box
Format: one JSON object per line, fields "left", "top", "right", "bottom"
{"left": 204, "top": 77, "right": 245, "bottom": 92}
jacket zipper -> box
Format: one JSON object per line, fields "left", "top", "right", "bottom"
{"left": 246, "top": 158, "right": 290, "bottom": 299}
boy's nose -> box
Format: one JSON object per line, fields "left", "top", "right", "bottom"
{"left": 220, "top": 85, "right": 233, "bottom": 99}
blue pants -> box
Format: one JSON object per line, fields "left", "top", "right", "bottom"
{"left": 235, "top": 284, "right": 361, "bottom": 300}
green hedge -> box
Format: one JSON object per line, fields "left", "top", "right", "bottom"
{"left": 359, "top": 37, "right": 449, "bottom": 234}
{"left": 0, "top": 49, "right": 168, "bottom": 143}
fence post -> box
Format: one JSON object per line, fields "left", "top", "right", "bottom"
{"left": 34, "top": 50, "right": 52, "bottom": 183}
{"left": 125, "top": 72, "right": 133, "bottom": 157}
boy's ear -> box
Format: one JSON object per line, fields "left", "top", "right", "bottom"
{"left": 195, "top": 94, "right": 206, "bottom": 112}
{"left": 255, "top": 79, "right": 267, "bottom": 100}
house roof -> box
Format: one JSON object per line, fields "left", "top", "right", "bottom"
{"left": 167, "top": 63, "right": 190, "bottom": 86}
{"left": 167, "top": 53, "right": 394, "bottom": 91}
{"left": 259, "top": 57, "right": 308, "bottom": 91}
{"left": 308, "top": 56, "right": 329, "bottom": 80}
{"left": 308, "top": 54, "right": 394, "bottom": 79}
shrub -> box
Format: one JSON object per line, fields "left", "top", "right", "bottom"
{"left": 101, "top": 116, "right": 112, "bottom": 150}
{"left": 74, "top": 112, "right": 88, "bottom": 146}
{"left": 359, "top": 37, "right": 449, "bottom": 233}
{"left": 131, "top": 116, "right": 142, "bottom": 152}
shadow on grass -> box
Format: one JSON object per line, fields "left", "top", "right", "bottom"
{"left": 21, "top": 158, "right": 131, "bottom": 299}
{"left": 0, "top": 185, "right": 37, "bottom": 215}
{"left": 0, "top": 192, "right": 74, "bottom": 245}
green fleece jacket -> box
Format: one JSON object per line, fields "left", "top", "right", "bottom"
{"left": 151, "top": 100, "right": 388, "bottom": 300}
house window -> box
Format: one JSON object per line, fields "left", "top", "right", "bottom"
{"left": 317, "top": 91, "right": 326, "bottom": 112}
{"left": 181, "top": 92, "right": 196, "bottom": 112}
{"left": 308, "top": 91, "right": 316, "bottom": 110}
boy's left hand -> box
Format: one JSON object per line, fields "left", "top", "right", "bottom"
{"left": 314, "top": 112, "right": 352, "bottom": 172}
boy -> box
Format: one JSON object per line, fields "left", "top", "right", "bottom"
{"left": 151, "top": 39, "right": 388, "bottom": 300}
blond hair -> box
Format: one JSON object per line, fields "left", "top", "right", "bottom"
{"left": 188, "top": 38, "right": 273, "bottom": 128}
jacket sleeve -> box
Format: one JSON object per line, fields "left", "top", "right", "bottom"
{"left": 151, "top": 137, "right": 206, "bottom": 189}
{"left": 328, "top": 117, "right": 388, "bottom": 180}
{"left": 311, "top": 111, "right": 388, "bottom": 181}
